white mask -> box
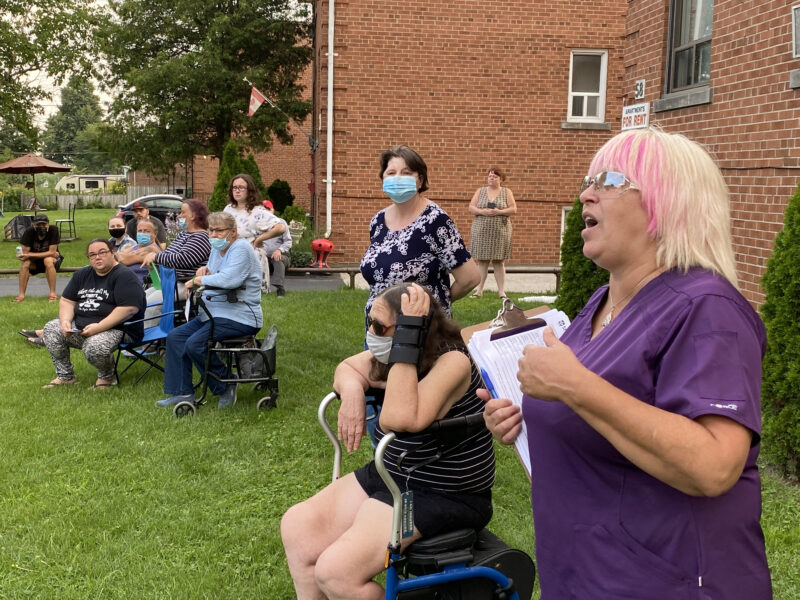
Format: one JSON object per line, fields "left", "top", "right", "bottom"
{"left": 366, "top": 331, "right": 393, "bottom": 364}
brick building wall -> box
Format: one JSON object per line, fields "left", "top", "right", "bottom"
{"left": 311, "top": 0, "right": 628, "bottom": 265}
{"left": 624, "top": 0, "right": 800, "bottom": 305}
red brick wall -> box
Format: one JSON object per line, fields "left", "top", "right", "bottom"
{"left": 624, "top": 0, "right": 800, "bottom": 305}
{"left": 312, "top": 0, "right": 628, "bottom": 264}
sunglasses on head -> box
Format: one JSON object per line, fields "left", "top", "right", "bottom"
{"left": 367, "top": 317, "right": 392, "bottom": 337}
{"left": 580, "top": 171, "right": 639, "bottom": 195}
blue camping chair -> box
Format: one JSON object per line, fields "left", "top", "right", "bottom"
{"left": 115, "top": 266, "right": 180, "bottom": 385}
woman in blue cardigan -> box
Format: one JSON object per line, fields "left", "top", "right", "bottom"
{"left": 156, "top": 211, "right": 263, "bottom": 409}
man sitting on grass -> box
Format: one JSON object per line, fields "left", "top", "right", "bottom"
{"left": 14, "top": 214, "right": 62, "bottom": 303}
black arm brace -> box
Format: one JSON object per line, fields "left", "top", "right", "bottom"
{"left": 388, "top": 308, "right": 434, "bottom": 367}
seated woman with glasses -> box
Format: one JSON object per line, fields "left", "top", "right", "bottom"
{"left": 156, "top": 211, "right": 263, "bottom": 409}
{"left": 281, "top": 282, "right": 495, "bottom": 598}
{"left": 41, "top": 238, "right": 146, "bottom": 390}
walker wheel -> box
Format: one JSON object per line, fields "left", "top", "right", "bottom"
{"left": 257, "top": 394, "right": 277, "bottom": 411}
{"left": 173, "top": 401, "right": 197, "bottom": 418}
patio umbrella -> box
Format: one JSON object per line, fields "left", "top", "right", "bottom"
{"left": 0, "top": 153, "right": 71, "bottom": 211}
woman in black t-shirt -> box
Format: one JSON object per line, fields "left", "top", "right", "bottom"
{"left": 41, "top": 239, "right": 145, "bottom": 390}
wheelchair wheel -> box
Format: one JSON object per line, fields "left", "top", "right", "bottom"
{"left": 257, "top": 393, "right": 277, "bottom": 411}
{"left": 173, "top": 401, "right": 197, "bottom": 418}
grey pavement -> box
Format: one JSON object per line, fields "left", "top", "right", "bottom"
{"left": 0, "top": 271, "right": 557, "bottom": 298}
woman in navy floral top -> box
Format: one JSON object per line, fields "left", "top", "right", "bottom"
{"left": 359, "top": 145, "right": 478, "bottom": 326}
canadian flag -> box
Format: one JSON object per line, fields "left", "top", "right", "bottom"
{"left": 248, "top": 86, "right": 267, "bottom": 117}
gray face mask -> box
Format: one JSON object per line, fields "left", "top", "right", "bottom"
{"left": 365, "top": 331, "right": 393, "bottom": 364}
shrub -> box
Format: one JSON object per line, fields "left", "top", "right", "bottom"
{"left": 553, "top": 197, "right": 609, "bottom": 319}
{"left": 761, "top": 183, "right": 800, "bottom": 480}
{"left": 268, "top": 179, "right": 294, "bottom": 214}
{"left": 0, "top": 188, "right": 23, "bottom": 211}
{"left": 280, "top": 205, "right": 309, "bottom": 228}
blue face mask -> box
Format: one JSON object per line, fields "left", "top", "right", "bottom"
{"left": 178, "top": 218, "right": 187, "bottom": 230}
{"left": 382, "top": 175, "right": 418, "bottom": 203}
{"left": 136, "top": 233, "right": 151, "bottom": 245}
{"left": 209, "top": 237, "right": 230, "bottom": 251}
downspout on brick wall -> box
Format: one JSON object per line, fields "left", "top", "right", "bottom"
{"left": 324, "top": 0, "right": 335, "bottom": 238}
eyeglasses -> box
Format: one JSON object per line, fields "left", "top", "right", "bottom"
{"left": 580, "top": 171, "right": 639, "bottom": 195}
{"left": 87, "top": 250, "right": 111, "bottom": 259}
{"left": 231, "top": 185, "right": 248, "bottom": 191}
{"left": 208, "top": 227, "right": 232, "bottom": 234}
{"left": 368, "top": 317, "right": 393, "bottom": 337}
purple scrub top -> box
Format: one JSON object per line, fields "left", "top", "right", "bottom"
{"left": 523, "top": 268, "right": 771, "bottom": 599}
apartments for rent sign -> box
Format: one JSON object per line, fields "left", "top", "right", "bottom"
{"left": 621, "top": 102, "right": 650, "bottom": 130}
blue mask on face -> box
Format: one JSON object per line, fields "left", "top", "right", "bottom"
{"left": 178, "top": 218, "right": 187, "bottom": 230}
{"left": 382, "top": 175, "right": 418, "bottom": 203}
{"left": 136, "top": 233, "right": 151, "bottom": 245}
{"left": 209, "top": 237, "right": 230, "bottom": 251}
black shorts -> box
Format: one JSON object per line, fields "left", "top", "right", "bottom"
{"left": 354, "top": 461, "right": 492, "bottom": 537}
{"left": 29, "top": 255, "right": 63, "bottom": 274}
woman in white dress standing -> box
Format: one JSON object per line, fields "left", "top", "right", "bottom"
{"left": 222, "top": 173, "right": 286, "bottom": 292}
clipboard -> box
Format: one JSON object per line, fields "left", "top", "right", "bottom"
{"left": 461, "top": 301, "right": 551, "bottom": 345}
{"left": 462, "top": 300, "right": 554, "bottom": 482}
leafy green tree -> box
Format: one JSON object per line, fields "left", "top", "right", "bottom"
{"left": 96, "top": 0, "right": 312, "bottom": 173}
{"left": 554, "top": 197, "right": 609, "bottom": 319}
{"left": 0, "top": 0, "right": 97, "bottom": 140}
{"left": 761, "top": 184, "right": 800, "bottom": 479}
{"left": 41, "top": 77, "right": 117, "bottom": 173}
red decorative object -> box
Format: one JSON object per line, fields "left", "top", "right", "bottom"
{"left": 310, "top": 238, "right": 334, "bottom": 268}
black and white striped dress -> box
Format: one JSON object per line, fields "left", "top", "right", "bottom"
{"left": 374, "top": 346, "right": 495, "bottom": 494}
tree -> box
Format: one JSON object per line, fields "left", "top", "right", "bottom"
{"left": 96, "top": 0, "right": 312, "bottom": 173}
{"left": 0, "top": 0, "right": 97, "bottom": 140}
{"left": 41, "top": 76, "right": 117, "bottom": 173}
{"left": 760, "top": 184, "right": 800, "bottom": 479}
{"left": 554, "top": 198, "right": 609, "bottom": 319}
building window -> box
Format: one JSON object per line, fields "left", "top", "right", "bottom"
{"left": 793, "top": 4, "right": 800, "bottom": 58}
{"left": 84, "top": 180, "right": 99, "bottom": 189}
{"left": 66, "top": 183, "right": 75, "bottom": 190}
{"left": 668, "top": 0, "right": 713, "bottom": 92}
{"left": 567, "top": 50, "right": 608, "bottom": 123}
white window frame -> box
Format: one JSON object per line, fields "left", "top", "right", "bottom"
{"left": 559, "top": 205, "right": 573, "bottom": 265}
{"left": 793, "top": 5, "right": 800, "bottom": 58}
{"left": 567, "top": 49, "right": 608, "bottom": 124}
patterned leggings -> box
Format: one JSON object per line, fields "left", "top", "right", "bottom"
{"left": 43, "top": 319, "right": 122, "bottom": 381}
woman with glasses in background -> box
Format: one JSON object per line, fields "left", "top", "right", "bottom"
{"left": 223, "top": 173, "right": 286, "bottom": 292}
{"left": 156, "top": 212, "right": 263, "bottom": 409}
{"left": 41, "top": 238, "right": 145, "bottom": 390}
{"left": 482, "top": 128, "right": 771, "bottom": 598}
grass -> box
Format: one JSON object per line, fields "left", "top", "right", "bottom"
{"left": 0, "top": 258, "right": 797, "bottom": 598}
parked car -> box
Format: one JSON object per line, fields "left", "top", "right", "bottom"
{"left": 116, "top": 194, "right": 184, "bottom": 225}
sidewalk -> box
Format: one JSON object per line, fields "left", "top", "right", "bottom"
{"left": 0, "top": 271, "right": 558, "bottom": 298}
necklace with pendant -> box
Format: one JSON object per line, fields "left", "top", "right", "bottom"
{"left": 602, "top": 268, "right": 662, "bottom": 328}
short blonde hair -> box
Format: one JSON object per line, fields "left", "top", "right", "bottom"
{"left": 588, "top": 127, "right": 738, "bottom": 287}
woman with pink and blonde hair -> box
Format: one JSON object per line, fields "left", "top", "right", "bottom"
{"left": 483, "top": 128, "right": 771, "bottom": 599}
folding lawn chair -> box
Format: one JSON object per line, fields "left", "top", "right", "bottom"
{"left": 115, "top": 266, "right": 180, "bottom": 385}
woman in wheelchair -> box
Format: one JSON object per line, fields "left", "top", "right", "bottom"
{"left": 156, "top": 211, "right": 263, "bottom": 409}
{"left": 281, "top": 282, "right": 495, "bottom": 599}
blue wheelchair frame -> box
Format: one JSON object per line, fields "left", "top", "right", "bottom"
{"left": 318, "top": 392, "right": 535, "bottom": 600}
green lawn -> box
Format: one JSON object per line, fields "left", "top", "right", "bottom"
{"left": 0, "top": 255, "right": 797, "bottom": 598}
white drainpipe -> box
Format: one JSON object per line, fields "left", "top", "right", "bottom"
{"left": 324, "top": 0, "right": 336, "bottom": 238}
